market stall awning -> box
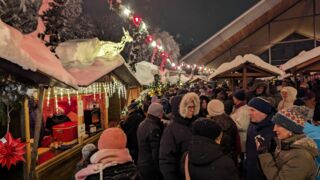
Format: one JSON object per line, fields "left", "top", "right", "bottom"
{"left": 209, "top": 54, "right": 284, "bottom": 79}
{"left": 281, "top": 46, "right": 320, "bottom": 74}
{"left": 0, "top": 20, "right": 78, "bottom": 88}
{"left": 63, "top": 55, "right": 125, "bottom": 86}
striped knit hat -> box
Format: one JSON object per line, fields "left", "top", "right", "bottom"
{"left": 272, "top": 106, "right": 305, "bottom": 134}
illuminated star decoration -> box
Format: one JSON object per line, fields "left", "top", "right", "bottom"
{"left": 0, "top": 132, "right": 26, "bottom": 169}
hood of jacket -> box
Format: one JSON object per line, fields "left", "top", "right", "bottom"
{"left": 280, "top": 86, "right": 297, "bottom": 103}
{"left": 179, "top": 92, "right": 200, "bottom": 118}
{"left": 188, "top": 135, "right": 224, "bottom": 166}
{"left": 279, "top": 134, "right": 319, "bottom": 157}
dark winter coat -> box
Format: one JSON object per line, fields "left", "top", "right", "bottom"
{"left": 247, "top": 82, "right": 269, "bottom": 102}
{"left": 159, "top": 94, "right": 198, "bottom": 180}
{"left": 137, "top": 114, "right": 164, "bottom": 180}
{"left": 246, "top": 114, "right": 275, "bottom": 180}
{"left": 209, "top": 114, "right": 239, "bottom": 163}
{"left": 85, "top": 162, "right": 137, "bottom": 180}
{"left": 122, "top": 110, "right": 145, "bottom": 164}
{"left": 188, "top": 135, "right": 240, "bottom": 180}
{"left": 259, "top": 134, "right": 318, "bottom": 180}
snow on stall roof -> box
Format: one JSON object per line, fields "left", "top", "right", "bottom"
{"left": 168, "top": 74, "right": 191, "bottom": 85}
{"left": 134, "top": 61, "right": 159, "bottom": 86}
{"left": 209, "top": 54, "right": 284, "bottom": 79}
{"left": 281, "top": 47, "right": 320, "bottom": 71}
{"left": 0, "top": 20, "right": 78, "bottom": 88}
{"left": 65, "top": 55, "right": 124, "bottom": 86}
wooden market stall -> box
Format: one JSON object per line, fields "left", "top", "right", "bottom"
{"left": 35, "top": 58, "right": 140, "bottom": 179}
{"left": 0, "top": 19, "right": 80, "bottom": 180}
{"left": 209, "top": 54, "right": 284, "bottom": 89}
{"left": 281, "top": 46, "right": 320, "bottom": 75}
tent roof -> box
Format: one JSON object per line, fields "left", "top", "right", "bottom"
{"left": 180, "top": 0, "right": 302, "bottom": 66}
{"left": 281, "top": 46, "right": 320, "bottom": 73}
{"left": 209, "top": 54, "right": 284, "bottom": 79}
{"left": 0, "top": 20, "right": 78, "bottom": 88}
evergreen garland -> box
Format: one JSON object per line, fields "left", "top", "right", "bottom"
{"left": 0, "top": 0, "right": 41, "bottom": 34}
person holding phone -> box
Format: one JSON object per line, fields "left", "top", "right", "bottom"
{"left": 256, "top": 106, "right": 318, "bottom": 180}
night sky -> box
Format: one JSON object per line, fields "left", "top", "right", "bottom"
{"left": 83, "top": 0, "right": 259, "bottom": 56}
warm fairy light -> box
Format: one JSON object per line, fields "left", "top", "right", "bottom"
{"left": 141, "top": 22, "right": 147, "bottom": 30}
{"left": 158, "top": 45, "right": 163, "bottom": 50}
{"left": 177, "top": 66, "right": 181, "bottom": 70}
{"left": 151, "top": 41, "right": 157, "bottom": 47}
{"left": 166, "top": 58, "right": 171, "bottom": 62}
{"left": 187, "top": 64, "right": 190, "bottom": 69}
{"left": 122, "top": 7, "right": 131, "bottom": 16}
{"left": 171, "top": 63, "right": 176, "bottom": 67}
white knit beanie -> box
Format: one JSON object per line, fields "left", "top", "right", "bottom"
{"left": 207, "top": 99, "right": 225, "bottom": 117}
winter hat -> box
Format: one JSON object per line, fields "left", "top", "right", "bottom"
{"left": 98, "top": 128, "right": 127, "bottom": 150}
{"left": 207, "top": 99, "right": 225, "bottom": 117}
{"left": 128, "top": 101, "right": 139, "bottom": 111}
{"left": 233, "top": 90, "right": 246, "bottom": 101}
{"left": 272, "top": 106, "right": 306, "bottom": 134}
{"left": 147, "top": 103, "right": 163, "bottom": 118}
{"left": 81, "top": 143, "right": 97, "bottom": 160}
{"left": 248, "top": 97, "right": 272, "bottom": 114}
{"left": 192, "top": 118, "right": 222, "bottom": 140}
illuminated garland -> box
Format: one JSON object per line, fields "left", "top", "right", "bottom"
{"left": 107, "top": 0, "right": 215, "bottom": 75}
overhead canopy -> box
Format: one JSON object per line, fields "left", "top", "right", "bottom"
{"left": 281, "top": 46, "right": 320, "bottom": 74}
{"left": 209, "top": 54, "right": 284, "bottom": 79}
{"left": 181, "top": 0, "right": 320, "bottom": 67}
{"left": 0, "top": 20, "right": 78, "bottom": 88}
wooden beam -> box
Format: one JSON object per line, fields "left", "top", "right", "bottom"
{"left": 217, "top": 72, "right": 271, "bottom": 78}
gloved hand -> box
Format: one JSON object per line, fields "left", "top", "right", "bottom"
{"left": 255, "top": 135, "right": 268, "bottom": 154}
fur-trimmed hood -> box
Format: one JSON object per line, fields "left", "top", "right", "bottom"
{"left": 280, "top": 86, "right": 297, "bottom": 102}
{"left": 179, "top": 92, "right": 200, "bottom": 118}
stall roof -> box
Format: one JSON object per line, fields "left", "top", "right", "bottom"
{"left": 113, "top": 63, "right": 141, "bottom": 87}
{"left": 281, "top": 46, "right": 320, "bottom": 73}
{"left": 209, "top": 54, "right": 284, "bottom": 79}
{"left": 179, "top": 0, "right": 300, "bottom": 66}
{"left": 64, "top": 55, "right": 124, "bottom": 86}
{"left": 134, "top": 61, "right": 159, "bottom": 86}
{"left": 0, "top": 20, "right": 78, "bottom": 88}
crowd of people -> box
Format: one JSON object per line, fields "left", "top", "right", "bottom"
{"left": 74, "top": 78, "right": 320, "bottom": 180}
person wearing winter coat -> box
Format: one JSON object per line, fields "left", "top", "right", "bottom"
{"left": 207, "top": 99, "right": 239, "bottom": 163}
{"left": 75, "top": 128, "right": 137, "bottom": 180}
{"left": 257, "top": 107, "right": 319, "bottom": 180}
{"left": 185, "top": 118, "right": 240, "bottom": 180}
{"left": 137, "top": 103, "right": 164, "bottom": 180}
{"left": 230, "top": 90, "right": 250, "bottom": 153}
{"left": 247, "top": 81, "right": 269, "bottom": 102}
{"left": 277, "top": 86, "right": 297, "bottom": 111}
{"left": 198, "top": 95, "right": 210, "bottom": 117}
{"left": 246, "top": 97, "right": 276, "bottom": 180}
{"left": 159, "top": 92, "right": 200, "bottom": 180}
{"left": 121, "top": 102, "right": 145, "bottom": 164}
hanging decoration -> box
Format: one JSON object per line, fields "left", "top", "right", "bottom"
{"left": 0, "top": 132, "right": 26, "bottom": 169}
{"left": 107, "top": 0, "right": 216, "bottom": 75}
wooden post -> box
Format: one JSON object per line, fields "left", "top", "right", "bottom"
{"left": 30, "top": 87, "right": 45, "bottom": 179}
{"left": 23, "top": 98, "right": 31, "bottom": 179}
{"left": 77, "top": 94, "right": 84, "bottom": 144}
{"left": 243, "top": 65, "right": 248, "bottom": 90}
{"left": 104, "top": 94, "right": 109, "bottom": 129}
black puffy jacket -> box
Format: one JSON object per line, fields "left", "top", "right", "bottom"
{"left": 188, "top": 135, "right": 240, "bottom": 180}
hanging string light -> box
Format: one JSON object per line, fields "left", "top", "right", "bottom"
{"left": 46, "top": 87, "right": 51, "bottom": 107}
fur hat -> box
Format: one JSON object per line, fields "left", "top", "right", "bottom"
{"left": 207, "top": 99, "right": 225, "bottom": 117}
{"left": 280, "top": 86, "right": 297, "bottom": 101}
{"left": 248, "top": 97, "right": 272, "bottom": 114}
{"left": 98, "top": 128, "right": 127, "bottom": 150}
{"left": 179, "top": 92, "right": 200, "bottom": 118}
{"left": 147, "top": 103, "right": 163, "bottom": 117}
{"left": 192, "top": 118, "right": 222, "bottom": 140}
{"left": 273, "top": 106, "right": 305, "bottom": 134}
{"left": 233, "top": 90, "right": 246, "bottom": 101}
